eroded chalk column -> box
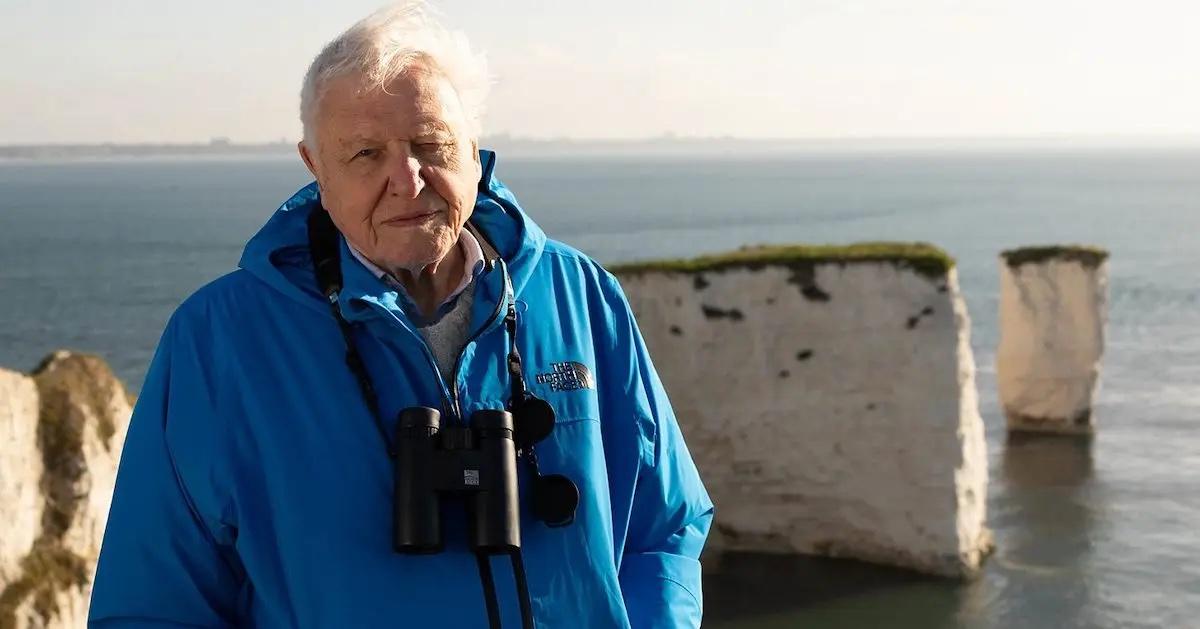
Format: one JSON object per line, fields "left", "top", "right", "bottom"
{"left": 0, "top": 352, "right": 132, "bottom": 629}
{"left": 1, "top": 370, "right": 43, "bottom": 591}
{"left": 997, "top": 246, "right": 1109, "bottom": 435}
{"left": 613, "top": 243, "right": 991, "bottom": 578}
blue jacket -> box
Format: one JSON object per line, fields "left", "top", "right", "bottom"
{"left": 89, "top": 150, "right": 713, "bottom": 628}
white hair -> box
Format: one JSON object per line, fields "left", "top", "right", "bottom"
{"left": 299, "top": 2, "right": 490, "bottom": 146}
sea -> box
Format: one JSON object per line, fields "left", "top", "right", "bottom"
{"left": 1, "top": 147, "right": 1197, "bottom": 628}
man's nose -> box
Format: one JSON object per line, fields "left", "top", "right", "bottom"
{"left": 387, "top": 150, "right": 425, "bottom": 199}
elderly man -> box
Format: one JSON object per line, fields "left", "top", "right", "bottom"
{"left": 88, "top": 3, "right": 712, "bottom": 628}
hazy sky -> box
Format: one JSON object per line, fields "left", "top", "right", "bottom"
{"left": 2, "top": 0, "right": 1199, "bottom": 143}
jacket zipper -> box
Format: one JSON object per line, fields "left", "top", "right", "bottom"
{"left": 363, "top": 262, "right": 511, "bottom": 424}
{"left": 449, "top": 264, "right": 511, "bottom": 421}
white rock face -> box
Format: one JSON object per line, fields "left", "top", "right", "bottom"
{"left": 1, "top": 371, "right": 43, "bottom": 587}
{"left": 997, "top": 257, "right": 1108, "bottom": 434}
{"left": 0, "top": 352, "right": 132, "bottom": 629}
{"left": 617, "top": 261, "right": 991, "bottom": 577}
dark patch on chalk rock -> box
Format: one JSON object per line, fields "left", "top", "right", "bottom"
{"left": 778, "top": 370, "right": 790, "bottom": 379}
{"left": 786, "top": 265, "right": 832, "bottom": 302}
{"left": 766, "top": 297, "right": 776, "bottom": 305}
{"left": 715, "top": 523, "right": 741, "bottom": 541}
{"left": 701, "top": 305, "right": 744, "bottom": 321}
{"left": 1004, "top": 407, "right": 1094, "bottom": 432}
{"left": 796, "top": 350, "right": 814, "bottom": 361}
{"left": 693, "top": 275, "right": 710, "bottom": 291}
{"left": 669, "top": 325, "right": 683, "bottom": 336}
{"left": 907, "top": 306, "right": 937, "bottom": 329}
{"left": 802, "top": 285, "right": 831, "bottom": 301}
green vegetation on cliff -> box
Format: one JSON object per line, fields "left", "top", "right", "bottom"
{"left": 1000, "top": 245, "right": 1109, "bottom": 269}
{"left": 609, "top": 242, "right": 956, "bottom": 282}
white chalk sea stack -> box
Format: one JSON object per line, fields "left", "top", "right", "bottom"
{"left": 0, "top": 352, "right": 132, "bottom": 629}
{"left": 997, "top": 246, "right": 1109, "bottom": 435}
{"left": 613, "top": 243, "right": 991, "bottom": 578}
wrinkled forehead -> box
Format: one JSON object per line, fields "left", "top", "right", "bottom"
{"left": 315, "top": 65, "right": 472, "bottom": 142}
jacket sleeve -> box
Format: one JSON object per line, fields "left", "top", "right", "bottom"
{"left": 601, "top": 273, "right": 715, "bottom": 629}
{"left": 89, "top": 312, "right": 243, "bottom": 627}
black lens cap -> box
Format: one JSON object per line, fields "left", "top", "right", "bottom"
{"left": 532, "top": 474, "right": 579, "bottom": 527}
{"left": 513, "top": 396, "right": 556, "bottom": 447}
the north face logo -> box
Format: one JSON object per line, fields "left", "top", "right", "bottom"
{"left": 535, "top": 361, "right": 595, "bottom": 392}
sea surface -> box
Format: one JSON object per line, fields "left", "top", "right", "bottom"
{"left": 1, "top": 149, "right": 1198, "bottom": 628}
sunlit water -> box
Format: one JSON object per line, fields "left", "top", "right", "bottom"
{"left": 2, "top": 150, "right": 1197, "bottom": 627}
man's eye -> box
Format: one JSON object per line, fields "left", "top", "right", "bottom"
{"left": 352, "top": 148, "right": 377, "bottom": 160}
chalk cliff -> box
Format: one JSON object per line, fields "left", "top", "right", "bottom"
{"left": 613, "top": 243, "right": 992, "bottom": 577}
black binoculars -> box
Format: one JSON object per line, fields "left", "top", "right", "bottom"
{"left": 393, "top": 407, "right": 521, "bottom": 555}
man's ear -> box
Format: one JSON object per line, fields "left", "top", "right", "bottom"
{"left": 298, "top": 141, "right": 320, "bottom": 181}
{"left": 471, "top": 139, "right": 481, "bottom": 179}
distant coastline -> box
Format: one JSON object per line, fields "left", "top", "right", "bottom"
{"left": 3, "top": 134, "right": 1200, "bottom": 161}
{"left": 0, "top": 139, "right": 295, "bottom": 161}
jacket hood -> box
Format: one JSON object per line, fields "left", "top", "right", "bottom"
{"left": 238, "top": 149, "right": 547, "bottom": 312}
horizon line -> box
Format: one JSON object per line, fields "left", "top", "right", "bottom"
{"left": 4, "top": 132, "right": 1200, "bottom": 149}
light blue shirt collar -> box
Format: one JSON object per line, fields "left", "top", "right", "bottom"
{"left": 347, "top": 228, "right": 486, "bottom": 318}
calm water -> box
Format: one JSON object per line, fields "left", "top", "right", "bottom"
{"left": 1, "top": 150, "right": 1198, "bottom": 627}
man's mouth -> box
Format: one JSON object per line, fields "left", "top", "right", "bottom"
{"left": 382, "top": 211, "right": 437, "bottom": 227}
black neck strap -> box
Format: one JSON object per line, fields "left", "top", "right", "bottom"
{"left": 306, "top": 209, "right": 396, "bottom": 458}
{"left": 505, "top": 302, "right": 528, "bottom": 408}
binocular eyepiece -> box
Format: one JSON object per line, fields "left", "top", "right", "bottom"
{"left": 394, "top": 407, "right": 521, "bottom": 555}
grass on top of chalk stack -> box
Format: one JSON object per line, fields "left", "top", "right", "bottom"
{"left": 608, "top": 242, "right": 956, "bottom": 282}
{"left": 1000, "top": 245, "right": 1109, "bottom": 269}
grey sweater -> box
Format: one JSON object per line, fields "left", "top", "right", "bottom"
{"left": 348, "top": 228, "right": 491, "bottom": 384}
{"left": 416, "top": 280, "right": 476, "bottom": 382}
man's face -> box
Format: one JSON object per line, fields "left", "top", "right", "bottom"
{"left": 300, "top": 64, "right": 481, "bottom": 273}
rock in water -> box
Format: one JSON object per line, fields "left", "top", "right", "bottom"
{"left": 0, "top": 352, "right": 132, "bottom": 629}
{"left": 612, "top": 243, "right": 992, "bottom": 578}
{"left": 997, "top": 246, "right": 1109, "bottom": 435}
